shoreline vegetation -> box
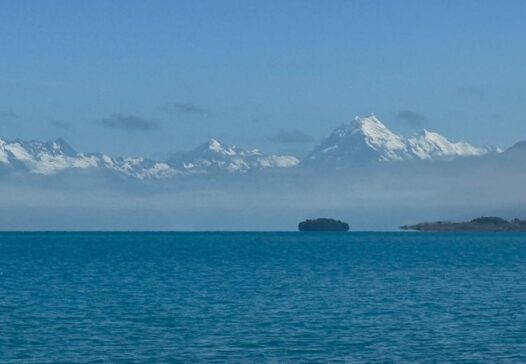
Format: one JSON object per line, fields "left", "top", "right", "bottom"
{"left": 401, "top": 216, "right": 526, "bottom": 232}
{"left": 298, "top": 218, "right": 350, "bottom": 232}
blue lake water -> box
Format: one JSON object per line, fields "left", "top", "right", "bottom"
{"left": 1, "top": 232, "right": 526, "bottom": 362}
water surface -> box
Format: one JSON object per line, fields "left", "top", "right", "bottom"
{"left": 1, "top": 232, "right": 526, "bottom": 362}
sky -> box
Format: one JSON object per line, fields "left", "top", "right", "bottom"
{"left": 0, "top": 0, "right": 525, "bottom": 160}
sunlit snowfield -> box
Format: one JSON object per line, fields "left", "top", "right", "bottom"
{"left": 1, "top": 232, "right": 526, "bottom": 362}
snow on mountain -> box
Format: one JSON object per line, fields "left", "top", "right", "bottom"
{"left": 0, "top": 138, "right": 100, "bottom": 175}
{"left": 98, "top": 155, "right": 179, "bottom": 180}
{"left": 0, "top": 116, "right": 499, "bottom": 179}
{"left": 0, "top": 136, "right": 299, "bottom": 179}
{"left": 305, "top": 115, "right": 495, "bottom": 166}
{"left": 169, "top": 138, "right": 299, "bottom": 174}
{"left": 407, "top": 130, "right": 491, "bottom": 160}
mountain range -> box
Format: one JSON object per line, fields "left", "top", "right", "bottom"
{"left": 0, "top": 136, "right": 300, "bottom": 180}
{"left": 0, "top": 115, "right": 510, "bottom": 180}
{"left": 304, "top": 115, "right": 497, "bottom": 167}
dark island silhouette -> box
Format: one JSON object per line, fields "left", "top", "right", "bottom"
{"left": 401, "top": 216, "right": 526, "bottom": 232}
{"left": 298, "top": 218, "right": 349, "bottom": 232}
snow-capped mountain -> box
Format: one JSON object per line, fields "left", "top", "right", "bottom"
{"left": 304, "top": 115, "right": 495, "bottom": 166}
{"left": 0, "top": 137, "right": 178, "bottom": 179}
{"left": 169, "top": 139, "right": 299, "bottom": 174}
{"left": 0, "top": 138, "right": 100, "bottom": 175}
{"left": 0, "top": 137, "right": 298, "bottom": 179}
{"left": 0, "top": 115, "right": 502, "bottom": 180}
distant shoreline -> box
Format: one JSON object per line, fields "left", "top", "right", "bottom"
{"left": 401, "top": 217, "right": 526, "bottom": 232}
{"left": 1, "top": 229, "right": 525, "bottom": 234}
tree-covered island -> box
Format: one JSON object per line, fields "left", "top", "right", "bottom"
{"left": 298, "top": 218, "right": 350, "bottom": 232}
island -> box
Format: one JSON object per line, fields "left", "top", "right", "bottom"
{"left": 401, "top": 216, "right": 526, "bottom": 232}
{"left": 298, "top": 218, "right": 349, "bottom": 232}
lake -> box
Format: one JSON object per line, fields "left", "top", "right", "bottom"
{"left": 1, "top": 232, "right": 526, "bottom": 362}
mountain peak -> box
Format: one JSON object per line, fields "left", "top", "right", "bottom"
{"left": 169, "top": 138, "right": 298, "bottom": 174}
{"left": 331, "top": 114, "right": 391, "bottom": 139}
{"left": 207, "top": 138, "right": 223, "bottom": 151}
{"left": 353, "top": 113, "right": 382, "bottom": 126}
{"left": 304, "top": 114, "right": 493, "bottom": 166}
{"left": 0, "top": 135, "right": 299, "bottom": 178}
{"left": 51, "top": 137, "right": 77, "bottom": 156}
{"left": 347, "top": 114, "right": 387, "bottom": 134}
{"left": 418, "top": 129, "right": 452, "bottom": 144}
{"left": 352, "top": 115, "right": 408, "bottom": 159}
{"left": 507, "top": 140, "right": 526, "bottom": 152}
{"left": 197, "top": 138, "right": 238, "bottom": 157}
{"left": 420, "top": 129, "right": 432, "bottom": 136}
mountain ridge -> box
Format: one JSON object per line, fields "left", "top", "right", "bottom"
{"left": 0, "top": 136, "right": 299, "bottom": 179}
{"left": 0, "top": 115, "right": 507, "bottom": 180}
{"left": 303, "top": 115, "right": 496, "bottom": 167}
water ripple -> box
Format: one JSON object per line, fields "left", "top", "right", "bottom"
{"left": 1, "top": 232, "right": 526, "bottom": 362}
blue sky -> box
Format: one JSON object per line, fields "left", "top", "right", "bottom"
{"left": 0, "top": 0, "right": 525, "bottom": 159}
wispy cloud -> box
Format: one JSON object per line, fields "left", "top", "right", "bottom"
{"left": 0, "top": 111, "right": 17, "bottom": 119}
{"left": 160, "top": 102, "right": 211, "bottom": 116}
{"left": 97, "top": 114, "right": 160, "bottom": 132}
{"left": 395, "top": 110, "right": 427, "bottom": 128}
{"left": 458, "top": 85, "right": 485, "bottom": 100}
{"left": 267, "top": 129, "right": 314, "bottom": 144}
{"left": 49, "top": 119, "right": 71, "bottom": 130}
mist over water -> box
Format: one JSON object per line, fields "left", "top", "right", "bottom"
{"left": 1, "top": 155, "right": 525, "bottom": 230}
